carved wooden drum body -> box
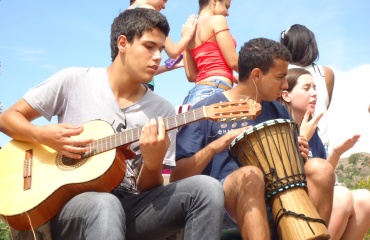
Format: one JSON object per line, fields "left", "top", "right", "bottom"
{"left": 229, "top": 119, "right": 329, "bottom": 240}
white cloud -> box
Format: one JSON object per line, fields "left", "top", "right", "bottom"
{"left": 13, "top": 48, "right": 47, "bottom": 62}
{"left": 328, "top": 64, "right": 370, "bottom": 157}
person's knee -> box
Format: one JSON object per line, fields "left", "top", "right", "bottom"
{"left": 229, "top": 166, "right": 265, "bottom": 194}
{"left": 305, "top": 158, "right": 334, "bottom": 184}
{"left": 240, "top": 166, "right": 264, "bottom": 185}
{"left": 353, "top": 189, "right": 370, "bottom": 213}
{"left": 188, "top": 175, "right": 224, "bottom": 205}
{"left": 89, "top": 193, "right": 125, "bottom": 218}
{"left": 333, "top": 186, "right": 354, "bottom": 213}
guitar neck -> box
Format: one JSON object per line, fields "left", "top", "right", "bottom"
{"left": 84, "top": 107, "right": 207, "bottom": 157}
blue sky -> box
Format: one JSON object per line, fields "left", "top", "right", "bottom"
{"left": 1, "top": 0, "right": 370, "bottom": 156}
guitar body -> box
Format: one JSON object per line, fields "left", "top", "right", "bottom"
{"left": 0, "top": 120, "right": 127, "bottom": 230}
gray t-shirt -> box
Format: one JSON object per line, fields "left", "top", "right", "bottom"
{"left": 24, "top": 67, "right": 176, "bottom": 194}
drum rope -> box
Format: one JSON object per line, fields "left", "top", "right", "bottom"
{"left": 275, "top": 196, "right": 327, "bottom": 235}
{"left": 258, "top": 121, "right": 306, "bottom": 198}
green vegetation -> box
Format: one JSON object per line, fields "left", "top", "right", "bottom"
{"left": 0, "top": 220, "right": 9, "bottom": 240}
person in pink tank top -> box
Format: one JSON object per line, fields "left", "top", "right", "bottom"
{"left": 182, "top": 0, "right": 239, "bottom": 106}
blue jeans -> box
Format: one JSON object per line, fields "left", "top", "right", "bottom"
{"left": 183, "top": 79, "right": 232, "bottom": 106}
{"left": 50, "top": 175, "right": 224, "bottom": 240}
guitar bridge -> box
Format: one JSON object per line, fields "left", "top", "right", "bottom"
{"left": 23, "top": 149, "right": 33, "bottom": 191}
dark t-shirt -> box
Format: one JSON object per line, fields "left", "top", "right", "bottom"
{"left": 176, "top": 92, "right": 292, "bottom": 181}
{"left": 308, "top": 130, "right": 327, "bottom": 159}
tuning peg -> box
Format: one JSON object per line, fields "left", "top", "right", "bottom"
{"left": 241, "top": 120, "right": 248, "bottom": 127}
{"left": 232, "top": 121, "right": 237, "bottom": 128}
{"left": 220, "top": 122, "right": 227, "bottom": 128}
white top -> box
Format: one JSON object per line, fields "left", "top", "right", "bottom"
{"left": 289, "top": 64, "right": 330, "bottom": 146}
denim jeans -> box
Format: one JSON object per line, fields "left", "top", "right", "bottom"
{"left": 50, "top": 175, "right": 224, "bottom": 240}
{"left": 183, "top": 79, "right": 232, "bottom": 106}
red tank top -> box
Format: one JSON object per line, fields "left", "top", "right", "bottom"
{"left": 190, "top": 29, "right": 237, "bottom": 83}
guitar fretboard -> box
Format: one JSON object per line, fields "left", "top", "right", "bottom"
{"left": 84, "top": 107, "right": 206, "bottom": 157}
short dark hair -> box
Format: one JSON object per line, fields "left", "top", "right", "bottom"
{"left": 280, "top": 24, "right": 319, "bottom": 66}
{"left": 130, "top": 0, "right": 135, "bottom": 4}
{"left": 238, "top": 38, "right": 291, "bottom": 82}
{"left": 110, "top": 8, "right": 170, "bottom": 61}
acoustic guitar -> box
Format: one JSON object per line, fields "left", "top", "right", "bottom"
{"left": 0, "top": 99, "right": 261, "bottom": 230}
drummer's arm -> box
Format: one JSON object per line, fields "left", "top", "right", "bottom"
{"left": 170, "top": 128, "right": 247, "bottom": 182}
{"left": 171, "top": 144, "right": 218, "bottom": 181}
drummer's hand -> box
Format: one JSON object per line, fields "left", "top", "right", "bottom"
{"left": 298, "top": 135, "right": 309, "bottom": 162}
{"left": 209, "top": 126, "right": 250, "bottom": 154}
{"left": 300, "top": 111, "right": 323, "bottom": 141}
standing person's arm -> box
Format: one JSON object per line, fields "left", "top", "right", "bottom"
{"left": 323, "top": 66, "right": 335, "bottom": 108}
{"left": 0, "top": 99, "right": 93, "bottom": 159}
{"left": 155, "top": 59, "right": 184, "bottom": 75}
{"left": 212, "top": 16, "right": 238, "bottom": 72}
{"left": 164, "top": 15, "right": 197, "bottom": 58}
{"left": 183, "top": 49, "right": 198, "bottom": 82}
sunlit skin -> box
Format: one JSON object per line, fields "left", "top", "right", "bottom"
{"left": 214, "top": 0, "right": 231, "bottom": 16}
{"left": 283, "top": 73, "right": 317, "bottom": 123}
{"left": 129, "top": 0, "right": 167, "bottom": 11}
{"left": 119, "top": 28, "right": 166, "bottom": 85}
{"left": 257, "top": 59, "right": 289, "bottom": 102}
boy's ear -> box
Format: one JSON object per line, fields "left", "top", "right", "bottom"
{"left": 250, "top": 68, "right": 263, "bottom": 84}
{"left": 117, "top": 35, "right": 128, "bottom": 52}
{"left": 281, "top": 90, "right": 291, "bottom": 103}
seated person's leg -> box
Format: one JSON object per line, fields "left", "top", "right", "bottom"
{"left": 328, "top": 186, "right": 354, "bottom": 240}
{"left": 340, "top": 189, "right": 370, "bottom": 240}
{"left": 51, "top": 192, "right": 125, "bottom": 240}
{"left": 117, "top": 175, "right": 224, "bottom": 240}
{"left": 305, "top": 157, "right": 335, "bottom": 224}
{"left": 222, "top": 166, "right": 271, "bottom": 239}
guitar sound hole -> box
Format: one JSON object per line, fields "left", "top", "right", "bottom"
{"left": 62, "top": 154, "right": 85, "bottom": 166}
{"left": 56, "top": 153, "right": 88, "bottom": 171}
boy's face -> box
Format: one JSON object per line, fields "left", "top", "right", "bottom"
{"left": 257, "top": 59, "right": 289, "bottom": 102}
{"left": 124, "top": 28, "right": 166, "bottom": 83}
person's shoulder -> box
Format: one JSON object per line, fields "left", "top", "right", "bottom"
{"left": 49, "top": 67, "right": 84, "bottom": 79}
{"left": 262, "top": 100, "right": 285, "bottom": 109}
{"left": 146, "top": 90, "right": 175, "bottom": 111}
{"left": 58, "top": 67, "right": 101, "bottom": 75}
{"left": 261, "top": 101, "right": 292, "bottom": 119}
{"left": 322, "top": 66, "right": 335, "bottom": 78}
{"left": 209, "top": 15, "right": 229, "bottom": 28}
{"left": 211, "top": 15, "right": 227, "bottom": 21}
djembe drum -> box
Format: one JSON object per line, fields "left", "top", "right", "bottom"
{"left": 229, "top": 119, "right": 330, "bottom": 240}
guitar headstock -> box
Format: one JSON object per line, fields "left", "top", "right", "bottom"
{"left": 204, "top": 99, "right": 262, "bottom": 122}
